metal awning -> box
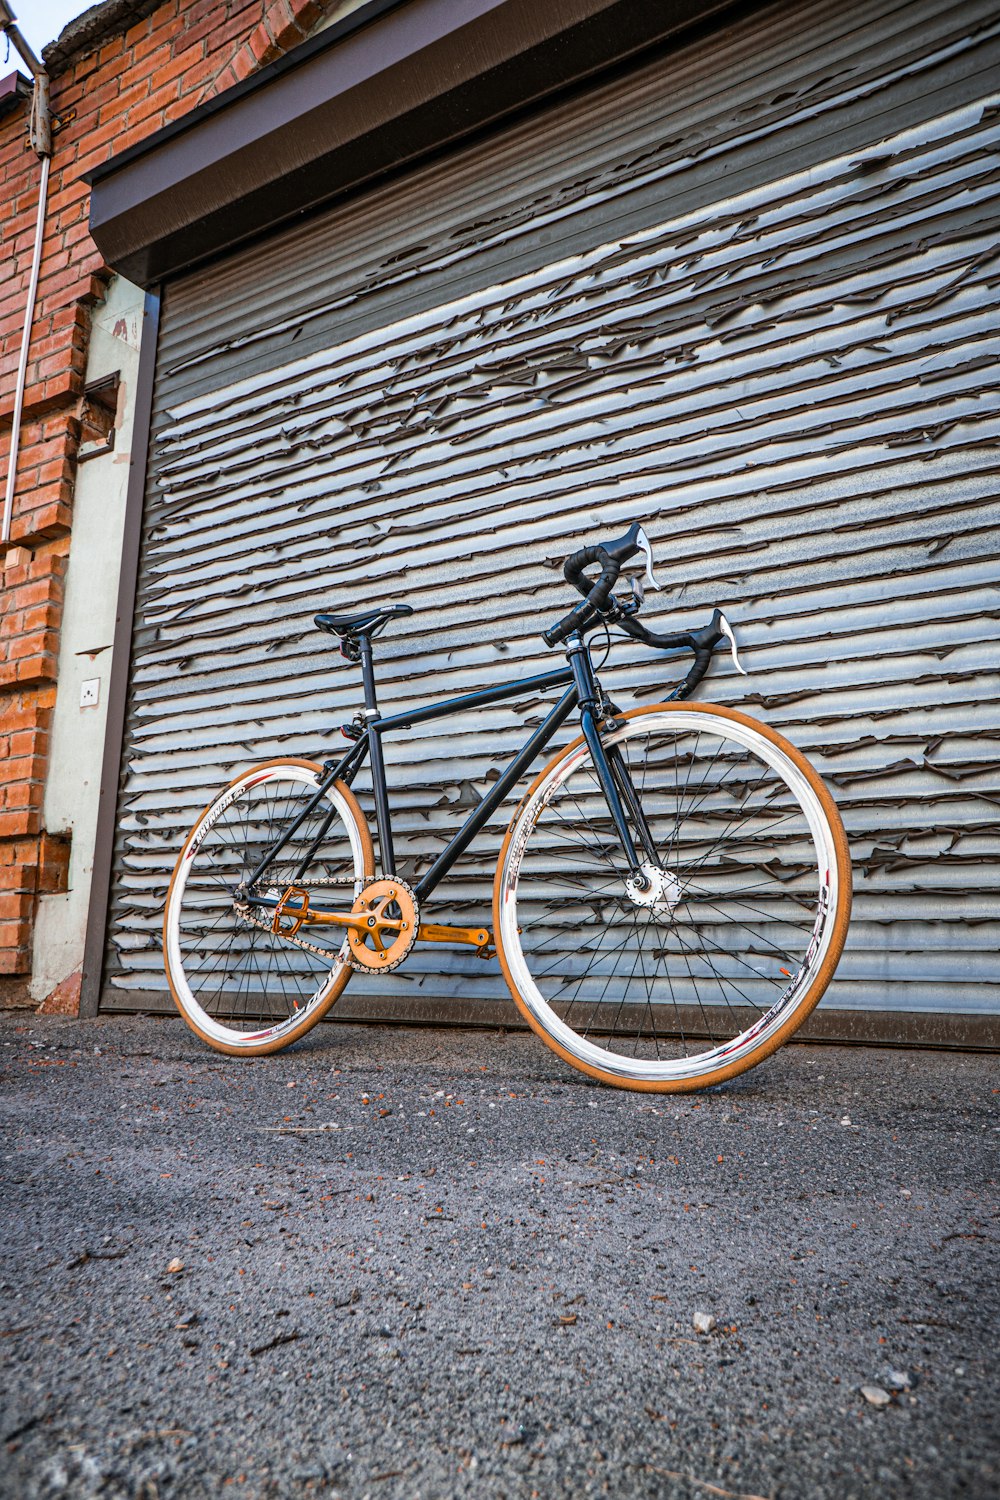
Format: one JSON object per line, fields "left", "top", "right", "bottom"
{"left": 84, "top": 0, "right": 738, "bottom": 287}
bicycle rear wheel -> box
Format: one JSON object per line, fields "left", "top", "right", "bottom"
{"left": 494, "top": 703, "right": 851, "bottom": 1091}
{"left": 163, "top": 759, "right": 374, "bottom": 1055}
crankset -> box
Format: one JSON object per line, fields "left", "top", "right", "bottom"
{"left": 344, "top": 878, "right": 419, "bottom": 973}
{"left": 258, "top": 876, "right": 420, "bottom": 973}
{"left": 239, "top": 877, "right": 494, "bottom": 970}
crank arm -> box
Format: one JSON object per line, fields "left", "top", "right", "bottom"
{"left": 418, "top": 922, "right": 492, "bottom": 949}
{"left": 301, "top": 910, "right": 404, "bottom": 933}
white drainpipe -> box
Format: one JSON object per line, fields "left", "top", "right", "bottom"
{"left": 1, "top": 3, "right": 53, "bottom": 546}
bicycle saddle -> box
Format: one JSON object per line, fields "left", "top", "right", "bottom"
{"left": 314, "top": 603, "right": 414, "bottom": 639}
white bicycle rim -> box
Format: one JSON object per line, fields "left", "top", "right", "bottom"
{"left": 497, "top": 709, "right": 843, "bottom": 1086}
{"left": 164, "top": 763, "right": 368, "bottom": 1050}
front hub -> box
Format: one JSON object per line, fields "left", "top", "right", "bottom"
{"left": 625, "top": 861, "right": 683, "bottom": 918}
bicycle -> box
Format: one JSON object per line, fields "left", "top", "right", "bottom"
{"left": 163, "top": 521, "right": 852, "bottom": 1091}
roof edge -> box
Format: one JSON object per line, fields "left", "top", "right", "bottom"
{"left": 42, "top": 0, "right": 167, "bottom": 78}
{"left": 0, "top": 68, "right": 31, "bottom": 116}
{"left": 85, "top": 0, "right": 403, "bottom": 184}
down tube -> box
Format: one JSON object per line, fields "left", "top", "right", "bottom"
{"left": 413, "top": 685, "right": 578, "bottom": 903}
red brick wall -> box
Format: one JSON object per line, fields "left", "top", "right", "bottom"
{"left": 0, "top": 0, "right": 338, "bottom": 1001}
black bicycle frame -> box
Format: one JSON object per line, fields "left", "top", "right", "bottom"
{"left": 244, "top": 631, "right": 654, "bottom": 907}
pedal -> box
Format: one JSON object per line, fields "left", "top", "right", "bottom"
{"left": 271, "top": 886, "right": 311, "bottom": 937}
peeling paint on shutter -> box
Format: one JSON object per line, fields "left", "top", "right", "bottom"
{"left": 101, "top": 0, "right": 1000, "bottom": 1040}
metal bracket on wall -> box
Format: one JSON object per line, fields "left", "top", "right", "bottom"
{"left": 77, "top": 372, "right": 120, "bottom": 463}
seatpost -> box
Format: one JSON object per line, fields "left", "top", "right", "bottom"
{"left": 358, "top": 635, "right": 379, "bottom": 713}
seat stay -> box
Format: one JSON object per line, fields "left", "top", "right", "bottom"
{"left": 242, "top": 734, "right": 369, "bottom": 892}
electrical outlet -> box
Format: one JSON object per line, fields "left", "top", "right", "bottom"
{"left": 80, "top": 678, "right": 100, "bottom": 708}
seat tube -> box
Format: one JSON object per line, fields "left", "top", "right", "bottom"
{"left": 358, "top": 636, "right": 396, "bottom": 877}
{"left": 566, "top": 635, "right": 642, "bottom": 874}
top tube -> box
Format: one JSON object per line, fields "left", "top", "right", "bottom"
{"left": 374, "top": 666, "right": 575, "bottom": 734}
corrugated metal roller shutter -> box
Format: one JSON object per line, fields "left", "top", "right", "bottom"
{"left": 102, "top": 0, "right": 1000, "bottom": 1037}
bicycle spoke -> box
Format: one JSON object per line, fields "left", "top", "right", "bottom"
{"left": 676, "top": 877, "right": 809, "bottom": 964}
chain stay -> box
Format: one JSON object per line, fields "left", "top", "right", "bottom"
{"left": 236, "top": 873, "right": 358, "bottom": 962}
{"left": 240, "top": 905, "right": 346, "bottom": 962}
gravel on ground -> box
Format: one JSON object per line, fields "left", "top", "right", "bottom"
{"left": 1, "top": 1012, "right": 997, "bottom": 1500}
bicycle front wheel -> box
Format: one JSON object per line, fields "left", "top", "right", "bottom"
{"left": 494, "top": 703, "right": 851, "bottom": 1091}
{"left": 163, "top": 759, "right": 374, "bottom": 1055}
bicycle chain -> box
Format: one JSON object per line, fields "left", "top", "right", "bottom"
{"left": 239, "top": 908, "right": 349, "bottom": 963}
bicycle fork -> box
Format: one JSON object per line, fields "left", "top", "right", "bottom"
{"left": 566, "top": 635, "right": 660, "bottom": 884}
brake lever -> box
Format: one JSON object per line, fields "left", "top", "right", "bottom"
{"left": 717, "top": 611, "right": 748, "bottom": 675}
{"left": 634, "top": 525, "right": 662, "bottom": 592}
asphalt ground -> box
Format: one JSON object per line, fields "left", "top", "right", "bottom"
{"left": 0, "top": 1012, "right": 997, "bottom": 1500}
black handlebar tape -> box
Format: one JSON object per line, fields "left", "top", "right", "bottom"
{"left": 611, "top": 607, "right": 724, "bottom": 696}
{"left": 587, "top": 553, "right": 620, "bottom": 609}
{"left": 616, "top": 615, "right": 695, "bottom": 652}
{"left": 549, "top": 523, "right": 723, "bottom": 656}
{"left": 564, "top": 544, "right": 604, "bottom": 598}
{"left": 678, "top": 647, "right": 715, "bottom": 699}
{"left": 563, "top": 520, "right": 645, "bottom": 599}
{"left": 621, "top": 607, "right": 725, "bottom": 655}
{"left": 543, "top": 598, "right": 596, "bottom": 647}
{"left": 547, "top": 546, "right": 622, "bottom": 646}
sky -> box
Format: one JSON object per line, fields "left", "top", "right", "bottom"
{"left": 6, "top": 0, "right": 91, "bottom": 58}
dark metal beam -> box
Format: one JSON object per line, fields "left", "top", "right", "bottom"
{"left": 97, "top": 986, "right": 1000, "bottom": 1051}
{"left": 87, "top": 0, "right": 738, "bottom": 287}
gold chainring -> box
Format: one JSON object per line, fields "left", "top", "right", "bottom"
{"left": 347, "top": 878, "right": 418, "bottom": 973}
